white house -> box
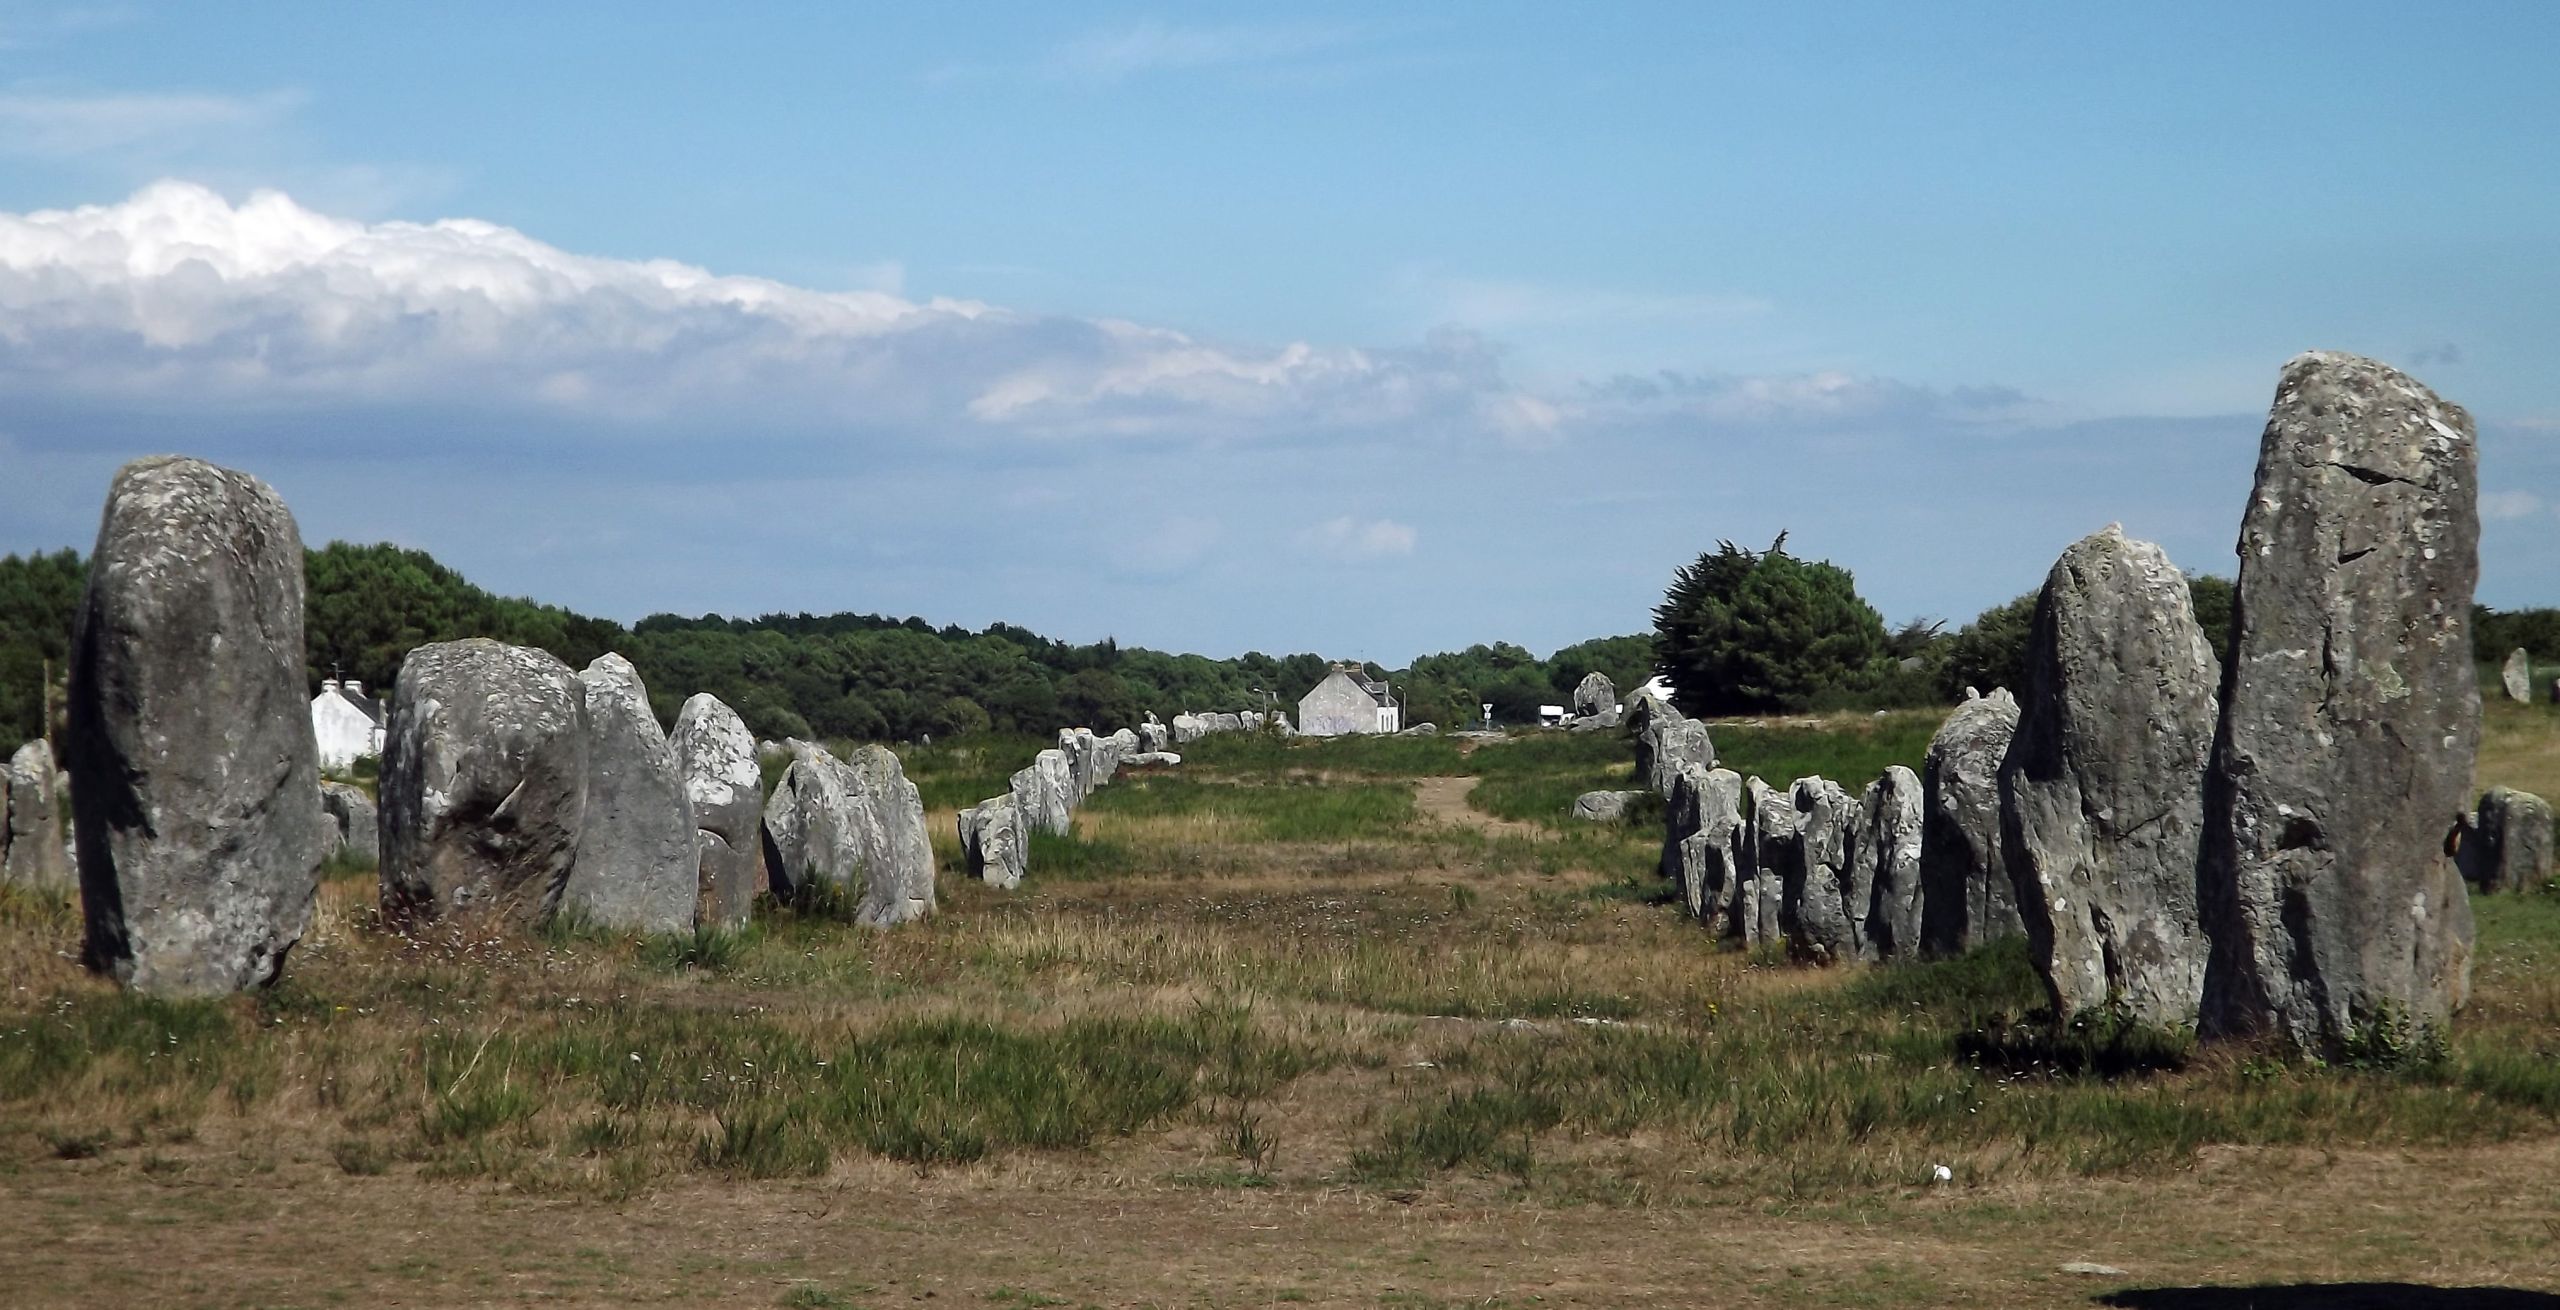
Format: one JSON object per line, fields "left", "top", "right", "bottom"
{"left": 312, "top": 678, "right": 386, "bottom": 770}
{"left": 1296, "top": 664, "right": 1401, "bottom": 737}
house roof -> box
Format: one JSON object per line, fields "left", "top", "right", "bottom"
{"left": 321, "top": 685, "right": 384, "bottom": 727}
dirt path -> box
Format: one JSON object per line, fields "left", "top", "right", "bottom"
{"left": 1413, "top": 774, "right": 1553, "bottom": 841}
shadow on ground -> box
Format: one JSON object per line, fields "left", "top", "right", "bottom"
{"left": 2102, "top": 1286, "right": 2560, "bottom": 1309}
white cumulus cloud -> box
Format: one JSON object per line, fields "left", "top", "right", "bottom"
{"left": 1297, "top": 515, "right": 1418, "bottom": 562}
{"left": 2481, "top": 490, "right": 2546, "bottom": 521}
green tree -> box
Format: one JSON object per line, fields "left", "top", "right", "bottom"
{"left": 1651, "top": 535, "right": 1886, "bottom": 715}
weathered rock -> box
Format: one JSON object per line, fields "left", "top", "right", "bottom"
{"left": 2504, "top": 649, "right": 2533, "bottom": 703}
{"left": 958, "top": 796, "right": 1026, "bottom": 889}
{"left": 1664, "top": 766, "right": 1745, "bottom": 933}
{"left": 319, "top": 782, "right": 378, "bottom": 865}
{"left": 2464, "top": 787, "right": 2554, "bottom": 894}
{"left": 66, "top": 457, "right": 329, "bottom": 995}
{"left": 560, "top": 655, "right": 695, "bottom": 936}
{"left": 1057, "top": 729, "right": 1095, "bottom": 804}
{"left": 1739, "top": 777, "right": 1793, "bottom": 947}
{"left": 1211, "top": 712, "right": 1244, "bottom": 734}
{"left": 1109, "top": 727, "right": 1141, "bottom": 762}
{"left": 1139, "top": 721, "right": 1172, "bottom": 754}
{"left": 1171, "top": 713, "right": 1207, "bottom": 745}
{"left": 1777, "top": 777, "right": 1862, "bottom": 964}
{"left": 1399, "top": 722, "right": 1438, "bottom": 737}
{"left": 1121, "top": 751, "right": 1182, "bottom": 768}
{"left": 1011, "top": 750, "right": 1075, "bottom": 837}
{"left": 2201, "top": 354, "right": 2481, "bottom": 1053}
{"left": 1919, "top": 690, "right": 2023, "bottom": 957}
{"left": 1635, "top": 709, "right": 1716, "bottom": 798}
{"left": 2001, "top": 527, "right": 2218, "bottom": 1025}
{"left": 1572, "top": 672, "right": 1619, "bottom": 718}
{"left": 1852, "top": 766, "right": 1925, "bottom": 960}
{"left": 1571, "top": 790, "right": 1644, "bottom": 823}
{"left": 379, "top": 639, "right": 589, "bottom": 928}
{"left": 670, "top": 693, "right": 764, "bottom": 929}
{"left": 4, "top": 740, "right": 72, "bottom": 891}
{"left": 760, "top": 741, "right": 935, "bottom": 926}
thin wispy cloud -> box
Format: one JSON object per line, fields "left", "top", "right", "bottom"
{"left": 1297, "top": 516, "right": 1418, "bottom": 563}
{"left": 0, "top": 88, "right": 304, "bottom": 158}
{"left": 1048, "top": 20, "right": 1366, "bottom": 84}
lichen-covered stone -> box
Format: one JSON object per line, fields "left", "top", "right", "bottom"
{"left": 1739, "top": 776, "right": 1793, "bottom": 949}
{"left": 2002, "top": 527, "right": 2218, "bottom": 1026}
{"left": 2503, "top": 649, "right": 2533, "bottom": 703}
{"left": 1572, "top": 672, "right": 1618, "bottom": 718}
{"left": 561, "top": 654, "right": 695, "bottom": 936}
{"left": 1779, "top": 777, "right": 1862, "bottom": 964}
{"left": 1633, "top": 703, "right": 1715, "bottom": 798}
{"left": 2465, "top": 787, "right": 2554, "bottom": 895}
{"left": 2202, "top": 354, "right": 2481, "bottom": 1053}
{"left": 66, "top": 457, "right": 330, "bottom": 995}
{"left": 1664, "top": 765, "right": 1745, "bottom": 934}
{"left": 379, "top": 639, "right": 588, "bottom": 928}
{"left": 670, "top": 693, "right": 765, "bottom": 929}
{"left": 3, "top": 739, "right": 71, "bottom": 891}
{"left": 761, "top": 741, "right": 934, "bottom": 927}
{"left": 959, "top": 796, "right": 1026, "bottom": 889}
{"left": 1572, "top": 789, "right": 1644, "bottom": 822}
{"left": 320, "top": 782, "right": 378, "bottom": 865}
{"left": 1918, "top": 691, "right": 2022, "bottom": 957}
{"left": 1852, "top": 766, "right": 1924, "bottom": 960}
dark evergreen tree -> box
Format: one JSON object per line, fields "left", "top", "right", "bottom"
{"left": 1651, "top": 535, "right": 1887, "bottom": 714}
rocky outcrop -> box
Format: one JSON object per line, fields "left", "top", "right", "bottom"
{"left": 1778, "top": 777, "right": 1863, "bottom": 964}
{"left": 2002, "top": 527, "right": 2218, "bottom": 1026}
{"left": 1664, "top": 765, "right": 1745, "bottom": 934}
{"left": 1572, "top": 790, "right": 1643, "bottom": 822}
{"left": 319, "top": 782, "right": 378, "bottom": 865}
{"left": 1572, "top": 672, "right": 1618, "bottom": 718}
{"left": 3, "top": 740, "right": 71, "bottom": 891}
{"left": 670, "top": 693, "right": 765, "bottom": 929}
{"left": 560, "top": 655, "right": 695, "bottom": 936}
{"left": 66, "top": 456, "right": 329, "bottom": 995}
{"left": 1919, "top": 690, "right": 2022, "bottom": 957}
{"left": 1633, "top": 703, "right": 1715, "bottom": 797}
{"left": 958, "top": 796, "right": 1026, "bottom": 890}
{"left": 2464, "top": 787, "right": 2554, "bottom": 895}
{"left": 2201, "top": 354, "right": 2482, "bottom": 1053}
{"left": 379, "top": 639, "right": 589, "bottom": 928}
{"left": 761, "top": 741, "right": 935, "bottom": 927}
{"left": 1852, "top": 766, "right": 1925, "bottom": 960}
{"left": 2504, "top": 649, "right": 2533, "bottom": 703}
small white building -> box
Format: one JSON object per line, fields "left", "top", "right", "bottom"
{"left": 312, "top": 678, "right": 386, "bottom": 771}
{"left": 1296, "top": 664, "right": 1401, "bottom": 737}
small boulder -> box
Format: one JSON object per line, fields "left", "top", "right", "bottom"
{"left": 1571, "top": 789, "right": 1644, "bottom": 823}
{"left": 2465, "top": 787, "right": 2554, "bottom": 894}
{"left": 66, "top": 456, "right": 329, "bottom": 995}
{"left": 319, "top": 782, "right": 378, "bottom": 865}
{"left": 379, "top": 639, "right": 589, "bottom": 928}
{"left": 958, "top": 796, "right": 1027, "bottom": 889}
{"left": 1571, "top": 672, "right": 1619, "bottom": 718}
{"left": 560, "top": 655, "right": 695, "bottom": 936}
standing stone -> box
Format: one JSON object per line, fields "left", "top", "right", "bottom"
{"left": 4, "top": 740, "right": 72, "bottom": 891}
{"left": 2464, "top": 787, "right": 2554, "bottom": 895}
{"left": 2503, "top": 649, "right": 2533, "bottom": 704}
{"left": 1139, "top": 721, "right": 1172, "bottom": 754}
{"left": 2202, "top": 354, "right": 2482, "bottom": 1053}
{"left": 1778, "top": 777, "right": 1863, "bottom": 964}
{"left": 2002, "top": 527, "right": 2218, "bottom": 1026}
{"left": 1633, "top": 704, "right": 1716, "bottom": 798}
{"left": 760, "top": 741, "right": 935, "bottom": 927}
{"left": 1665, "top": 765, "right": 1746, "bottom": 934}
{"left": 1740, "top": 777, "right": 1794, "bottom": 948}
{"left": 1010, "top": 751, "right": 1074, "bottom": 837}
{"left": 1852, "top": 766, "right": 1925, "bottom": 960}
{"left": 560, "top": 655, "right": 695, "bottom": 936}
{"left": 66, "top": 456, "right": 329, "bottom": 995}
{"left": 1171, "top": 713, "right": 1206, "bottom": 745}
{"left": 959, "top": 796, "right": 1027, "bottom": 889}
{"left": 379, "top": 639, "right": 589, "bottom": 928}
{"left": 671, "top": 693, "right": 765, "bottom": 929}
{"left": 1572, "top": 672, "right": 1619, "bottom": 718}
{"left": 1918, "top": 690, "right": 2024, "bottom": 957}
{"left": 319, "top": 781, "right": 379, "bottom": 865}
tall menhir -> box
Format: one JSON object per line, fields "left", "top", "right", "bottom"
{"left": 67, "top": 456, "right": 330, "bottom": 996}
{"left": 2201, "top": 353, "right": 2481, "bottom": 1054}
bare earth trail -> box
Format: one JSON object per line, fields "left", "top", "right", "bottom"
{"left": 1413, "top": 774, "right": 1554, "bottom": 842}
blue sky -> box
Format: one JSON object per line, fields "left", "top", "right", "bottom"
{"left": 1, "top": 3, "right": 2554, "bottom": 662}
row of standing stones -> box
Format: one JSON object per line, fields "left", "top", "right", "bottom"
{"left": 1654, "top": 351, "right": 2553, "bottom": 1058}
{"left": 953, "top": 710, "right": 1282, "bottom": 890}
{"left": 46, "top": 450, "right": 1289, "bottom": 995}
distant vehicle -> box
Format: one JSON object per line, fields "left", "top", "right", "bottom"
{"left": 1537, "top": 704, "right": 1568, "bottom": 727}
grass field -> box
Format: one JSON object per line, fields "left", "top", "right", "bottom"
{"left": 3, "top": 706, "right": 2559, "bottom": 1306}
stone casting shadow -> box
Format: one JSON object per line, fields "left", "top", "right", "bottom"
{"left": 2101, "top": 1286, "right": 2560, "bottom": 1309}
